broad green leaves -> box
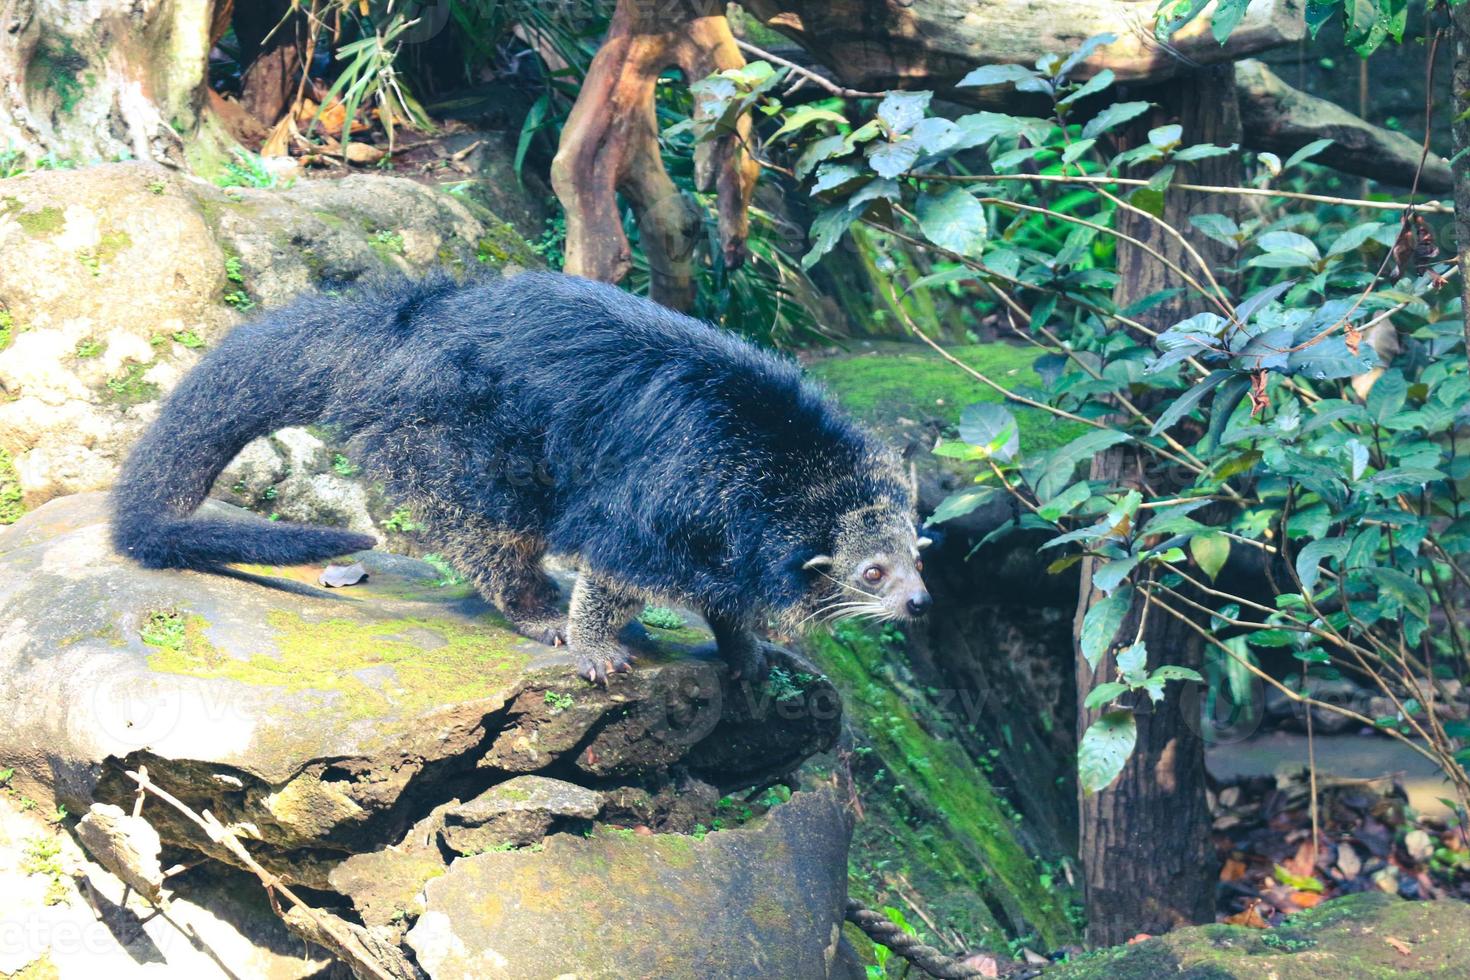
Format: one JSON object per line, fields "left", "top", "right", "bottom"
{"left": 1079, "top": 711, "right": 1136, "bottom": 795}
{"left": 917, "top": 188, "right": 988, "bottom": 257}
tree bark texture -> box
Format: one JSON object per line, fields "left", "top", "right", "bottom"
{"left": 1074, "top": 65, "right": 1241, "bottom": 947}
{"left": 550, "top": 0, "right": 759, "bottom": 310}
{"left": 744, "top": 0, "right": 1302, "bottom": 98}
{"left": 232, "top": 0, "right": 306, "bottom": 128}
{"left": 1453, "top": 3, "right": 1470, "bottom": 354}
{"left": 0, "top": 0, "right": 212, "bottom": 165}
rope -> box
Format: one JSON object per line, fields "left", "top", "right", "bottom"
{"left": 844, "top": 900, "right": 986, "bottom": 979}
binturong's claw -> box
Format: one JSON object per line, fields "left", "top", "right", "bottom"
{"left": 574, "top": 645, "right": 633, "bottom": 686}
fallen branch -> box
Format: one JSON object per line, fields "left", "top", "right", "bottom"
{"left": 124, "top": 768, "right": 419, "bottom": 980}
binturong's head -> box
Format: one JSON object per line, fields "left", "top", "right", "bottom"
{"left": 796, "top": 502, "right": 933, "bottom": 627}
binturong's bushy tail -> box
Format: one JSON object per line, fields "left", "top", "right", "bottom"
{"left": 110, "top": 299, "right": 377, "bottom": 570}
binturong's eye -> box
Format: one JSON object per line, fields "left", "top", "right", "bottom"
{"left": 862, "top": 565, "right": 884, "bottom": 584}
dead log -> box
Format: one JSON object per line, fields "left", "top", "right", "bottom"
{"left": 550, "top": 0, "right": 759, "bottom": 310}
{"left": 743, "top": 0, "right": 1304, "bottom": 98}
{"left": 1236, "top": 59, "right": 1452, "bottom": 193}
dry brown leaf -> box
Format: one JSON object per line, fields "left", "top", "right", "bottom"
{"left": 1289, "top": 891, "right": 1323, "bottom": 908}
{"left": 1385, "top": 936, "right": 1412, "bottom": 956}
{"left": 1249, "top": 370, "right": 1270, "bottom": 416}
{"left": 1126, "top": 933, "right": 1152, "bottom": 944}
{"left": 260, "top": 113, "right": 294, "bottom": 158}
{"left": 1220, "top": 857, "right": 1249, "bottom": 882}
{"left": 1224, "top": 903, "right": 1270, "bottom": 929}
{"left": 344, "top": 142, "right": 386, "bottom": 165}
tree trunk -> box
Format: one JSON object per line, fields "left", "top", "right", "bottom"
{"left": 550, "top": 0, "right": 759, "bottom": 310}
{"left": 233, "top": 0, "right": 305, "bottom": 128}
{"left": 1453, "top": 3, "right": 1470, "bottom": 354}
{"left": 743, "top": 0, "right": 1301, "bottom": 98}
{"left": 1074, "top": 64, "right": 1241, "bottom": 946}
{"left": 0, "top": 0, "right": 213, "bottom": 166}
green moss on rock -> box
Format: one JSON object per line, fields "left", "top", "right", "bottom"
{"left": 144, "top": 609, "right": 531, "bottom": 721}
{"left": 0, "top": 447, "right": 25, "bottom": 525}
{"left": 1046, "top": 893, "right": 1470, "bottom": 979}
{"left": 807, "top": 343, "right": 1086, "bottom": 455}
{"left": 812, "top": 623, "right": 1077, "bottom": 951}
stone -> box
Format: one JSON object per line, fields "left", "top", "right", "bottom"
{"left": 73, "top": 803, "right": 165, "bottom": 903}
{"left": 0, "top": 792, "right": 330, "bottom": 979}
{"left": 1043, "top": 892, "right": 1470, "bottom": 978}
{"left": 405, "top": 786, "right": 860, "bottom": 980}
{"left": 441, "top": 776, "right": 602, "bottom": 854}
{"left": 0, "top": 160, "right": 538, "bottom": 533}
{"left": 0, "top": 491, "right": 841, "bottom": 877}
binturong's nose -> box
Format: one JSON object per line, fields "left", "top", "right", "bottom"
{"left": 905, "top": 591, "right": 932, "bottom": 618}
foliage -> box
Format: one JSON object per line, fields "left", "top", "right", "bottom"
{"left": 696, "top": 36, "right": 1470, "bottom": 808}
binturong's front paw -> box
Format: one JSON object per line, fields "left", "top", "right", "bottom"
{"left": 721, "top": 639, "right": 770, "bottom": 684}
{"left": 572, "top": 644, "right": 635, "bottom": 686}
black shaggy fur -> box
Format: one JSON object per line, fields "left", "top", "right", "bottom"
{"left": 112, "top": 271, "right": 918, "bottom": 681}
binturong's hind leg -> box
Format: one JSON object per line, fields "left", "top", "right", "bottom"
{"left": 567, "top": 572, "right": 642, "bottom": 685}
{"left": 438, "top": 523, "right": 566, "bottom": 646}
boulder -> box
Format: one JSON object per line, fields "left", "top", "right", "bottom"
{"left": 0, "top": 161, "right": 539, "bottom": 531}
{"left": 406, "top": 787, "right": 860, "bottom": 980}
{"left": 0, "top": 491, "right": 851, "bottom": 975}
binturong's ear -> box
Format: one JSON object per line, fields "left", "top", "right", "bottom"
{"left": 917, "top": 536, "right": 933, "bottom": 550}
{"left": 802, "top": 554, "right": 834, "bottom": 571}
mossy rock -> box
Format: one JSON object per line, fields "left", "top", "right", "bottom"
{"left": 807, "top": 340, "right": 1087, "bottom": 456}
{"left": 405, "top": 787, "right": 863, "bottom": 979}
{"left": 1046, "top": 893, "right": 1470, "bottom": 979}
{"left": 811, "top": 624, "right": 1078, "bottom": 952}
{"left": 0, "top": 493, "right": 841, "bottom": 864}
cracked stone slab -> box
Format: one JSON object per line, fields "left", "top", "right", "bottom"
{"left": 441, "top": 775, "right": 602, "bottom": 854}
{"left": 0, "top": 493, "right": 842, "bottom": 872}
{"left": 406, "top": 787, "right": 863, "bottom": 980}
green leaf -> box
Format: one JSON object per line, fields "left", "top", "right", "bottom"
{"left": 1190, "top": 532, "right": 1231, "bottom": 582}
{"left": 1274, "top": 864, "right": 1324, "bottom": 892}
{"left": 1294, "top": 537, "right": 1347, "bottom": 592}
{"left": 916, "top": 187, "right": 988, "bottom": 256}
{"left": 1283, "top": 138, "right": 1333, "bottom": 170}
{"left": 958, "top": 403, "right": 1019, "bottom": 461}
{"left": 1366, "top": 368, "right": 1407, "bottom": 422}
{"left": 1084, "top": 681, "right": 1131, "bottom": 711}
{"left": 1173, "top": 143, "right": 1237, "bottom": 162}
{"left": 1150, "top": 665, "right": 1205, "bottom": 684}
{"left": 1081, "top": 101, "right": 1151, "bottom": 140}
{"left": 1116, "top": 640, "right": 1148, "bottom": 683}
{"left": 1189, "top": 213, "right": 1241, "bottom": 248}
{"left": 930, "top": 485, "right": 1004, "bottom": 523}
{"left": 1079, "top": 711, "right": 1137, "bottom": 795}
{"left": 868, "top": 139, "right": 922, "bottom": 178}
{"left": 1092, "top": 555, "right": 1140, "bottom": 595}
{"left": 1148, "top": 124, "right": 1183, "bottom": 151}
{"left": 1326, "top": 221, "right": 1389, "bottom": 256}
{"left": 1038, "top": 480, "right": 1092, "bottom": 522}
{"left": 802, "top": 202, "right": 858, "bottom": 268}
{"left": 771, "top": 105, "right": 848, "bottom": 140}
{"left": 1211, "top": 0, "right": 1252, "bottom": 42}
{"left": 957, "top": 64, "right": 1040, "bottom": 89}
{"left": 1081, "top": 585, "right": 1134, "bottom": 670}
{"left": 1356, "top": 566, "right": 1431, "bottom": 622}
{"left": 876, "top": 91, "right": 932, "bottom": 134}
{"left": 1150, "top": 369, "right": 1232, "bottom": 436}
{"left": 1057, "top": 69, "right": 1115, "bottom": 107}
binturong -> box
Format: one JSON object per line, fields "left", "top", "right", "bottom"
{"left": 111, "top": 271, "right": 932, "bottom": 684}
